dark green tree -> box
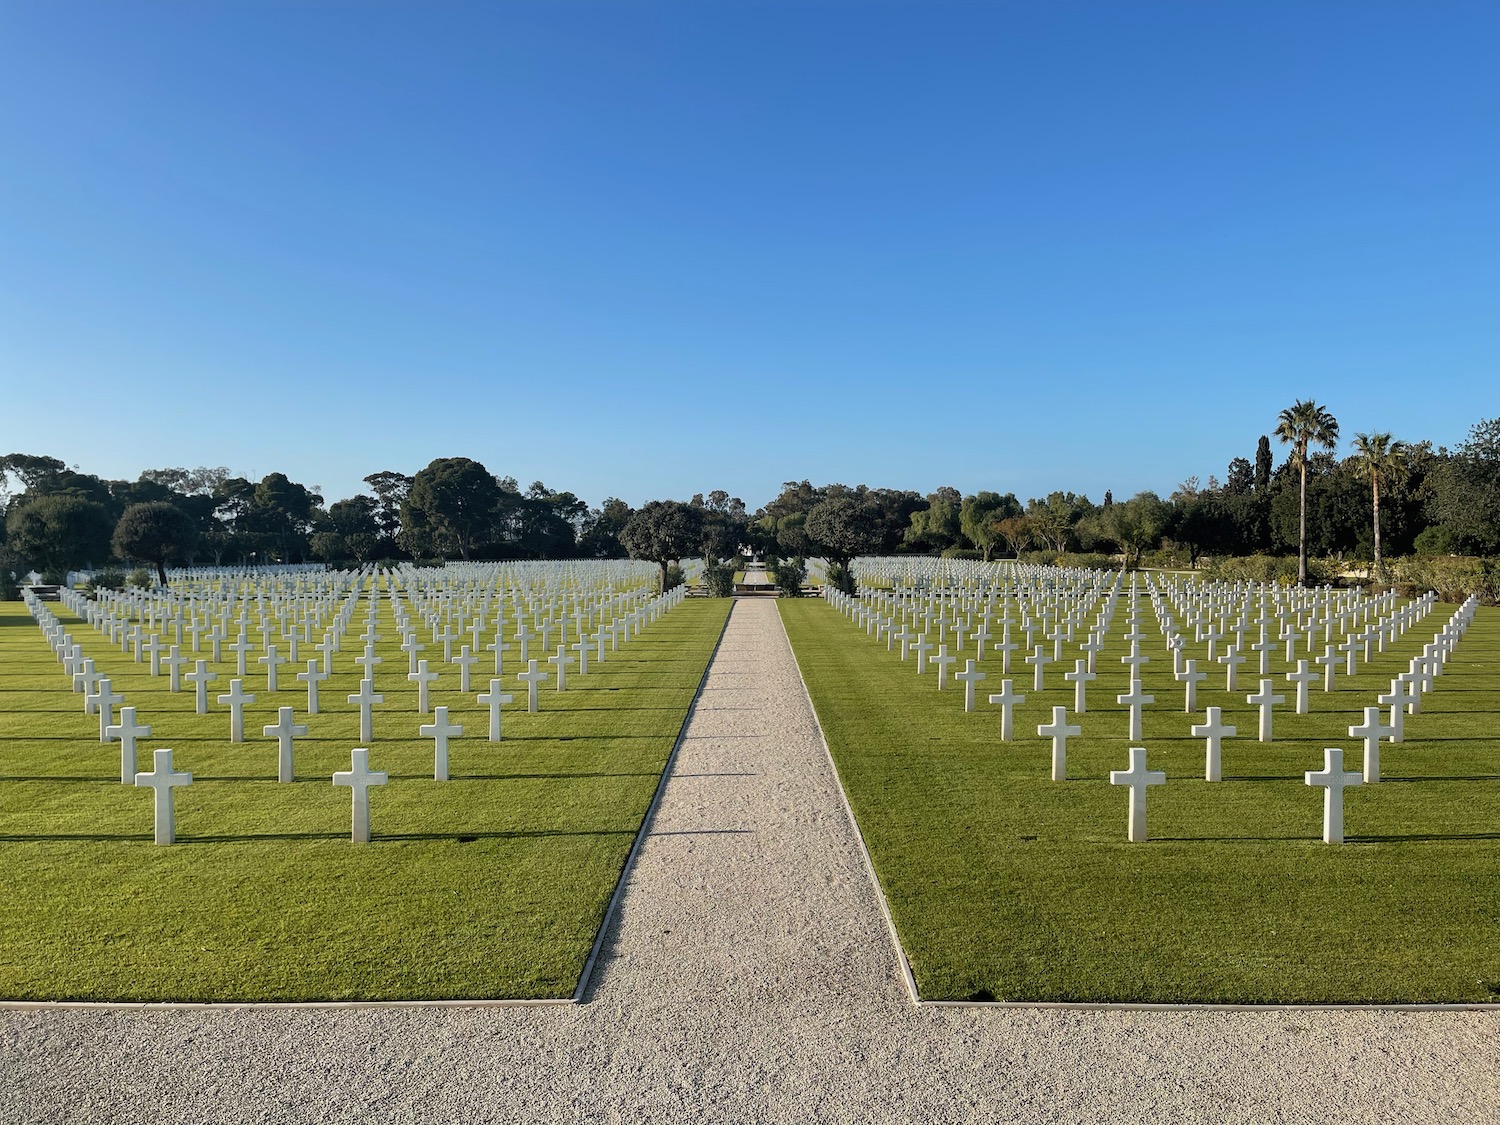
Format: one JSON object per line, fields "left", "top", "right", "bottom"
{"left": 578, "top": 498, "right": 634, "bottom": 558}
{"left": 326, "top": 495, "right": 381, "bottom": 562}
{"left": 245, "top": 473, "right": 322, "bottom": 562}
{"left": 1106, "top": 491, "right": 1172, "bottom": 569}
{"left": 903, "top": 486, "right": 964, "bottom": 553}
{"left": 362, "top": 470, "right": 413, "bottom": 551}
{"left": 959, "top": 491, "right": 1023, "bottom": 561}
{"left": 5, "top": 494, "right": 113, "bottom": 575}
{"left": 620, "top": 500, "right": 704, "bottom": 589}
{"left": 1254, "top": 435, "right": 1273, "bottom": 494}
{"left": 694, "top": 489, "right": 748, "bottom": 563}
{"left": 400, "top": 458, "right": 501, "bottom": 560}
{"left": 112, "top": 501, "right": 198, "bottom": 584}
{"left": 805, "top": 496, "right": 881, "bottom": 593}
{"left": 1427, "top": 417, "right": 1500, "bottom": 555}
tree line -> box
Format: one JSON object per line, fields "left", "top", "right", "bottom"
{"left": 2, "top": 405, "right": 1497, "bottom": 593}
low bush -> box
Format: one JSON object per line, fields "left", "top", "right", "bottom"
{"left": 702, "top": 561, "right": 735, "bottom": 598}
{"left": 771, "top": 555, "right": 807, "bottom": 597}
{"left": 1383, "top": 555, "right": 1500, "bottom": 604}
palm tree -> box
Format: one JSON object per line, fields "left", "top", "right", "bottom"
{"left": 1275, "top": 399, "right": 1340, "bottom": 586}
{"left": 1350, "top": 432, "right": 1408, "bottom": 576}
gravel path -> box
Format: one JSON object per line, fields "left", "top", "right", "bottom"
{"left": 3, "top": 599, "right": 1496, "bottom": 1124}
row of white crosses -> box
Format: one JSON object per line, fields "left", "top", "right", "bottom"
{"left": 828, "top": 559, "right": 1479, "bottom": 843}
{"left": 24, "top": 563, "right": 688, "bottom": 844}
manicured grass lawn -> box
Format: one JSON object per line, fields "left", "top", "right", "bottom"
{"left": 782, "top": 596, "right": 1500, "bottom": 1004}
{"left": 0, "top": 595, "right": 729, "bottom": 1002}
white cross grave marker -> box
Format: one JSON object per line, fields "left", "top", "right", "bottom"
{"left": 420, "top": 706, "right": 464, "bottom": 780}
{"left": 1117, "top": 680, "right": 1154, "bottom": 741}
{"left": 408, "top": 659, "right": 438, "bottom": 714}
{"left": 478, "top": 679, "right": 514, "bottom": 741}
{"left": 1109, "top": 746, "right": 1166, "bottom": 843}
{"left": 263, "top": 706, "right": 308, "bottom": 783}
{"left": 332, "top": 747, "right": 388, "bottom": 844}
{"left": 1176, "top": 659, "right": 1206, "bottom": 713}
{"left": 1037, "top": 706, "right": 1081, "bottom": 782}
{"left": 105, "top": 706, "right": 151, "bottom": 785}
{"left": 1305, "top": 747, "right": 1361, "bottom": 844}
{"left": 135, "top": 747, "right": 192, "bottom": 845}
{"left": 217, "top": 678, "right": 256, "bottom": 743}
{"left": 347, "top": 678, "right": 384, "bottom": 743}
{"left": 1064, "top": 659, "right": 1095, "bottom": 714}
{"left": 987, "top": 679, "right": 1025, "bottom": 741}
{"left": 517, "top": 660, "right": 549, "bottom": 713}
{"left": 1285, "top": 659, "right": 1319, "bottom": 715}
{"left": 955, "top": 660, "right": 986, "bottom": 712}
{"left": 1190, "top": 706, "right": 1236, "bottom": 782}
{"left": 1348, "top": 707, "right": 1395, "bottom": 784}
{"left": 186, "top": 660, "right": 218, "bottom": 715}
{"left": 94, "top": 678, "right": 125, "bottom": 742}
{"left": 1246, "top": 679, "right": 1284, "bottom": 742}
{"left": 297, "top": 659, "right": 328, "bottom": 715}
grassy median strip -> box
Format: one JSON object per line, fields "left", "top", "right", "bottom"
{"left": 781, "top": 597, "right": 1500, "bottom": 1004}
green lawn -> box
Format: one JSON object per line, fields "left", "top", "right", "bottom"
{"left": 0, "top": 595, "right": 729, "bottom": 1002}
{"left": 781, "top": 596, "right": 1500, "bottom": 1004}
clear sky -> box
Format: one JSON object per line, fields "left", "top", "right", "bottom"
{"left": 2, "top": 1, "right": 1495, "bottom": 512}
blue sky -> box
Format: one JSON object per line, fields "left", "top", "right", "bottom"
{"left": 2, "top": 1, "right": 1495, "bottom": 511}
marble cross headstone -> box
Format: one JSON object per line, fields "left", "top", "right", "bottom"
{"left": 298, "top": 659, "right": 328, "bottom": 715}
{"left": 263, "top": 706, "right": 308, "bottom": 783}
{"left": 1304, "top": 747, "right": 1361, "bottom": 844}
{"left": 105, "top": 705, "right": 151, "bottom": 785}
{"left": 987, "top": 679, "right": 1025, "bottom": 741}
{"left": 1285, "top": 659, "right": 1319, "bottom": 715}
{"left": 478, "top": 679, "right": 514, "bottom": 741}
{"left": 1116, "top": 680, "right": 1153, "bottom": 741}
{"left": 1348, "top": 707, "right": 1394, "bottom": 784}
{"left": 1175, "top": 659, "right": 1206, "bottom": 713}
{"left": 1109, "top": 746, "right": 1166, "bottom": 843}
{"left": 1190, "top": 706, "right": 1236, "bottom": 782}
{"left": 420, "top": 706, "right": 464, "bottom": 780}
{"left": 347, "top": 678, "right": 384, "bottom": 743}
{"left": 1064, "top": 659, "right": 1095, "bottom": 714}
{"left": 955, "top": 660, "right": 986, "bottom": 712}
{"left": 135, "top": 747, "right": 192, "bottom": 845}
{"left": 94, "top": 678, "right": 125, "bottom": 742}
{"left": 1246, "top": 679, "right": 1284, "bottom": 742}
{"left": 332, "top": 747, "right": 388, "bottom": 844}
{"left": 408, "top": 659, "right": 438, "bottom": 714}
{"left": 217, "top": 678, "right": 255, "bottom": 743}
{"left": 517, "top": 660, "right": 548, "bottom": 712}
{"left": 186, "top": 659, "right": 218, "bottom": 715}
{"left": 1037, "top": 706, "right": 1081, "bottom": 782}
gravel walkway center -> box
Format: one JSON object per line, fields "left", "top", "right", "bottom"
{"left": 2, "top": 598, "right": 1495, "bottom": 1124}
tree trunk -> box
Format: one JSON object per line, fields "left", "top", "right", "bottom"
{"left": 659, "top": 559, "right": 669, "bottom": 592}
{"left": 156, "top": 559, "right": 169, "bottom": 586}
{"left": 1298, "top": 459, "right": 1308, "bottom": 586}
{"left": 1372, "top": 477, "right": 1382, "bottom": 573}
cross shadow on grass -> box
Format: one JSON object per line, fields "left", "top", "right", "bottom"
{"left": 0, "top": 831, "right": 153, "bottom": 842}
{"left": 378, "top": 828, "right": 637, "bottom": 842}
{"left": 1380, "top": 774, "right": 1500, "bottom": 782}
{"left": 1150, "top": 835, "right": 1313, "bottom": 843}
{"left": 391, "top": 770, "right": 661, "bottom": 781}
{"left": 0, "top": 775, "right": 120, "bottom": 783}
